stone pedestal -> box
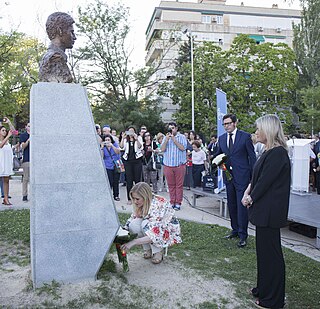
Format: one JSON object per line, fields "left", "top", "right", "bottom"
{"left": 30, "top": 82, "right": 119, "bottom": 288}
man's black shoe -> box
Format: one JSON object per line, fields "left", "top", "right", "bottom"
{"left": 22, "top": 196, "right": 28, "bottom": 202}
{"left": 224, "top": 233, "right": 238, "bottom": 239}
{"left": 237, "top": 240, "right": 247, "bottom": 248}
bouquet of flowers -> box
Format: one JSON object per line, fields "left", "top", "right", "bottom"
{"left": 212, "top": 153, "right": 232, "bottom": 181}
{"left": 113, "top": 227, "right": 137, "bottom": 272}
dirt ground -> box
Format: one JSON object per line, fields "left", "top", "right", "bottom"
{"left": 0, "top": 248, "right": 246, "bottom": 309}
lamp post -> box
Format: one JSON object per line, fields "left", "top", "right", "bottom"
{"left": 183, "top": 29, "right": 195, "bottom": 131}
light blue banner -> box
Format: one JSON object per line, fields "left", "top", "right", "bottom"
{"left": 215, "top": 88, "right": 227, "bottom": 193}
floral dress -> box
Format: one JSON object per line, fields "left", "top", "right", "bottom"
{"left": 125, "top": 195, "right": 182, "bottom": 248}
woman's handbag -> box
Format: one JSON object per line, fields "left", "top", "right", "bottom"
{"left": 146, "top": 153, "right": 156, "bottom": 171}
{"left": 106, "top": 147, "right": 125, "bottom": 173}
{"left": 114, "top": 159, "right": 125, "bottom": 173}
{"left": 13, "top": 156, "right": 21, "bottom": 170}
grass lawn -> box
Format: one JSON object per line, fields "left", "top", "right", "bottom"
{"left": 0, "top": 209, "right": 319, "bottom": 308}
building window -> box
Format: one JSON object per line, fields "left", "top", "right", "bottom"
{"left": 216, "top": 15, "right": 223, "bottom": 24}
{"left": 201, "top": 15, "right": 211, "bottom": 24}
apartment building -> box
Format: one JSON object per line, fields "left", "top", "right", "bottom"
{"left": 145, "top": 0, "right": 301, "bottom": 122}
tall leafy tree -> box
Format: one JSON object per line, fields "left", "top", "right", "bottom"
{"left": 160, "top": 35, "right": 297, "bottom": 136}
{"left": 225, "top": 35, "right": 298, "bottom": 131}
{"left": 292, "top": 0, "right": 320, "bottom": 134}
{"left": 0, "top": 31, "right": 45, "bottom": 127}
{"left": 159, "top": 41, "right": 227, "bottom": 137}
{"left": 75, "top": 0, "right": 164, "bottom": 130}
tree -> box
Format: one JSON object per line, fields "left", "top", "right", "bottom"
{"left": 159, "top": 35, "right": 298, "bottom": 136}
{"left": 293, "top": 0, "right": 320, "bottom": 87}
{"left": 292, "top": 0, "right": 320, "bottom": 134}
{"left": 0, "top": 31, "right": 45, "bottom": 127}
{"left": 225, "top": 35, "right": 298, "bottom": 131}
{"left": 159, "top": 41, "right": 228, "bottom": 138}
{"left": 299, "top": 86, "right": 320, "bottom": 133}
{"left": 75, "top": 0, "right": 164, "bottom": 131}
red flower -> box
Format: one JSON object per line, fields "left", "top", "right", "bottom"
{"left": 163, "top": 229, "right": 170, "bottom": 240}
{"left": 152, "top": 226, "right": 160, "bottom": 235}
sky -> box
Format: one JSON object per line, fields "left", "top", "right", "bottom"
{"left": 0, "top": 0, "right": 301, "bottom": 69}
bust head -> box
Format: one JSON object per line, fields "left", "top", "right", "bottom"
{"left": 46, "top": 12, "right": 76, "bottom": 50}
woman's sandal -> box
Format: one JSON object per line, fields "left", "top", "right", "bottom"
{"left": 253, "top": 300, "right": 270, "bottom": 309}
{"left": 254, "top": 300, "right": 285, "bottom": 309}
{"left": 151, "top": 251, "right": 163, "bottom": 264}
{"left": 2, "top": 200, "right": 12, "bottom": 206}
{"left": 143, "top": 249, "right": 152, "bottom": 259}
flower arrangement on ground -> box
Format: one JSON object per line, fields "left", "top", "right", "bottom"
{"left": 113, "top": 227, "right": 137, "bottom": 272}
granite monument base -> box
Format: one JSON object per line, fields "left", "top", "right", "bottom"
{"left": 30, "top": 82, "right": 119, "bottom": 288}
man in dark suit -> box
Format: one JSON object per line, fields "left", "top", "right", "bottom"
{"left": 215, "top": 114, "right": 256, "bottom": 247}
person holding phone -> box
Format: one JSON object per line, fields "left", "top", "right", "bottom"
{"left": 101, "top": 134, "right": 121, "bottom": 201}
{"left": 0, "top": 117, "right": 16, "bottom": 206}
{"left": 119, "top": 126, "right": 144, "bottom": 204}
{"left": 142, "top": 131, "right": 158, "bottom": 193}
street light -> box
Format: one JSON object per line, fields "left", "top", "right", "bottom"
{"left": 183, "top": 28, "right": 195, "bottom": 131}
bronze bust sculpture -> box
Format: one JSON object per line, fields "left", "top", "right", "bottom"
{"left": 39, "top": 12, "right": 77, "bottom": 83}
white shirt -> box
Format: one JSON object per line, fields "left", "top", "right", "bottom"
{"left": 227, "top": 128, "right": 237, "bottom": 148}
{"left": 192, "top": 149, "right": 207, "bottom": 165}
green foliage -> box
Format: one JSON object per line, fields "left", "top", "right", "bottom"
{"left": 292, "top": 0, "right": 320, "bottom": 134}
{"left": 299, "top": 86, "right": 320, "bottom": 133}
{"left": 293, "top": 0, "right": 320, "bottom": 87}
{"left": 0, "top": 31, "right": 45, "bottom": 125}
{"left": 160, "top": 35, "right": 298, "bottom": 136}
{"left": 75, "top": 0, "right": 164, "bottom": 131}
{"left": 225, "top": 35, "right": 298, "bottom": 131}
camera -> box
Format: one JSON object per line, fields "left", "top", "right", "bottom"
{"left": 126, "top": 131, "right": 133, "bottom": 136}
{"left": 168, "top": 128, "right": 172, "bottom": 134}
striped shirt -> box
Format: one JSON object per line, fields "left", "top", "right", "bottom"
{"left": 161, "top": 132, "right": 187, "bottom": 167}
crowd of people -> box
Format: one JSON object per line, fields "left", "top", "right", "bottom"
{"left": 96, "top": 122, "right": 216, "bottom": 207}
{"left": 1, "top": 113, "right": 320, "bottom": 307}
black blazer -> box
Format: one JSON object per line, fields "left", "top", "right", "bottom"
{"left": 249, "top": 146, "right": 291, "bottom": 228}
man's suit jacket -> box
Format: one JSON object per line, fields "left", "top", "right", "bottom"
{"left": 314, "top": 141, "right": 320, "bottom": 155}
{"left": 249, "top": 146, "right": 291, "bottom": 228}
{"left": 216, "top": 130, "right": 256, "bottom": 189}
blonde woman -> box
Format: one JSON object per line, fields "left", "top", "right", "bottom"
{"left": 121, "top": 182, "right": 181, "bottom": 264}
{"left": 0, "top": 117, "right": 16, "bottom": 206}
{"left": 242, "top": 114, "right": 291, "bottom": 309}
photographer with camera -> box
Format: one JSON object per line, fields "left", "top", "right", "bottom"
{"left": 142, "top": 132, "right": 158, "bottom": 194}
{"left": 119, "top": 126, "right": 144, "bottom": 204}
{"left": 160, "top": 122, "right": 187, "bottom": 210}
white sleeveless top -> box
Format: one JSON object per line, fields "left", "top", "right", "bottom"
{"left": 0, "top": 143, "right": 14, "bottom": 176}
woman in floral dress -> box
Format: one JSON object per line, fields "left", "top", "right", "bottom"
{"left": 121, "top": 182, "right": 181, "bottom": 264}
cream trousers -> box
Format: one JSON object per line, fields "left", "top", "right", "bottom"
{"left": 128, "top": 217, "right": 162, "bottom": 255}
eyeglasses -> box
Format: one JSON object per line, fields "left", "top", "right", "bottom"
{"left": 223, "top": 122, "right": 233, "bottom": 126}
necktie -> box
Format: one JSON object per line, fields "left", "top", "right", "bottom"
{"left": 229, "top": 133, "right": 234, "bottom": 151}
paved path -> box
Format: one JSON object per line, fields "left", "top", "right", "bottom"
{"left": 2, "top": 176, "right": 320, "bottom": 262}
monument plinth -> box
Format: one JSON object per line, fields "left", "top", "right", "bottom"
{"left": 30, "top": 83, "right": 119, "bottom": 287}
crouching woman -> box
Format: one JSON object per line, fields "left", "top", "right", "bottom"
{"left": 121, "top": 182, "right": 181, "bottom": 264}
